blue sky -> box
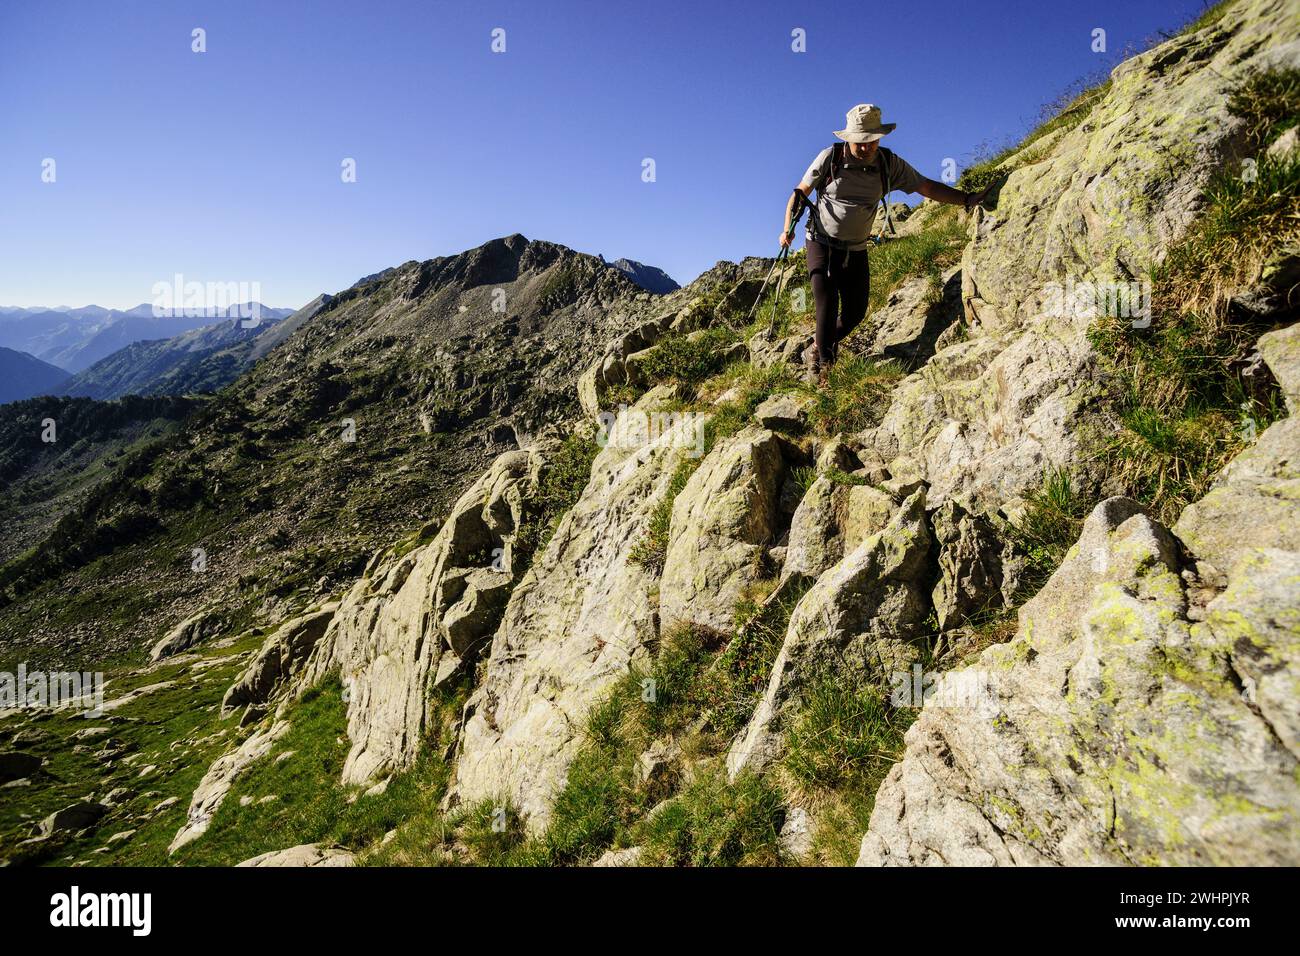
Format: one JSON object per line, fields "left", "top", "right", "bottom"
{"left": 0, "top": 0, "right": 1215, "bottom": 309}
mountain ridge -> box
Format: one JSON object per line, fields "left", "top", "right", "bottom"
{"left": 0, "top": 234, "right": 700, "bottom": 665}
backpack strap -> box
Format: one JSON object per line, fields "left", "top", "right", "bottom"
{"left": 878, "top": 145, "right": 893, "bottom": 194}
{"left": 877, "top": 146, "right": 896, "bottom": 238}
{"left": 820, "top": 142, "right": 844, "bottom": 196}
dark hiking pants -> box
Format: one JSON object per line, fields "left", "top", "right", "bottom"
{"left": 806, "top": 239, "right": 870, "bottom": 367}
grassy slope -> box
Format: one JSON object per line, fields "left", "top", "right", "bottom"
{"left": 0, "top": 630, "right": 263, "bottom": 865}
{"left": 1089, "top": 68, "right": 1299, "bottom": 523}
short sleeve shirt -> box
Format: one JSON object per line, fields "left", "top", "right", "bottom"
{"left": 799, "top": 146, "right": 923, "bottom": 250}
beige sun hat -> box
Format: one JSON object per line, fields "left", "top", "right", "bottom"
{"left": 834, "top": 104, "right": 897, "bottom": 143}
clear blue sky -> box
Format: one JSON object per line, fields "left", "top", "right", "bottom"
{"left": 0, "top": 0, "right": 1215, "bottom": 309}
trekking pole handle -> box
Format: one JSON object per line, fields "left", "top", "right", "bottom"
{"left": 788, "top": 188, "right": 808, "bottom": 236}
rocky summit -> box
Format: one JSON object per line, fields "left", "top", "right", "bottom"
{"left": 0, "top": 0, "right": 1297, "bottom": 869}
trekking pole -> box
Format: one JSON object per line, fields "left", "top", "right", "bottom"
{"left": 767, "top": 247, "right": 791, "bottom": 338}
{"left": 747, "top": 189, "right": 807, "bottom": 330}
{"left": 745, "top": 248, "right": 787, "bottom": 326}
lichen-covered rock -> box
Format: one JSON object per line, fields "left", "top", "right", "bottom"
{"left": 779, "top": 806, "right": 814, "bottom": 858}
{"left": 578, "top": 314, "right": 676, "bottom": 418}
{"left": 867, "top": 322, "right": 1098, "bottom": 511}
{"left": 295, "top": 449, "right": 543, "bottom": 786}
{"left": 753, "top": 394, "right": 808, "bottom": 431}
{"left": 748, "top": 329, "right": 814, "bottom": 371}
{"left": 782, "top": 476, "right": 848, "bottom": 583}
{"left": 930, "top": 500, "right": 1006, "bottom": 632}
{"left": 858, "top": 494, "right": 1300, "bottom": 866}
{"left": 1202, "top": 547, "right": 1300, "bottom": 765}
{"left": 440, "top": 568, "right": 515, "bottom": 657}
{"left": 782, "top": 476, "right": 896, "bottom": 584}
{"left": 150, "top": 609, "right": 227, "bottom": 662}
{"left": 221, "top": 606, "right": 336, "bottom": 718}
{"left": 1173, "top": 416, "right": 1300, "bottom": 581}
{"left": 577, "top": 362, "right": 602, "bottom": 420}
{"left": 965, "top": 3, "right": 1298, "bottom": 331}
{"left": 236, "top": 843, "right": 355, "bottom": 867}
{"left": 451, "top": 398, "right": 708, "bottom": 829}
{"left": 636, "top": 738, "right": 682, "bottom": 789}
{"left": 862, "top": 267, "right": 962, "bottom": 370}
{"left": 1257, "top": 323, "right": 1300, "bottom": 414}
{"left": 659, "top": 427, "right": 789, "bottom": 636}
{"left": 592, "top": 846, "right": 643, "bottom": 867}
{"left": 728, "top": 489, "right": 933, "bottom": 777}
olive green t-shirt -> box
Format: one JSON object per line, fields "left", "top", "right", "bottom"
{"left": 799, "top": 146, "right": 923, "bottom": 250}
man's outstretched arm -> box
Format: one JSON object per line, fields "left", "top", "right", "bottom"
{"left": 916, "top": 176, "right": 994, "bottom": 211}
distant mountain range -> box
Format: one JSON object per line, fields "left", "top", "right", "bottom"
{"left": 0, "top": 302, "right": 302, "bottom": 404}
{"left": 0, "top": 302, "right": 298, "bottom": 374}
{"left": 61, "top": 296, "right": 330, "bottom": 400}
{"left": 0, "top": 348, "right": 71, "bottom": 404}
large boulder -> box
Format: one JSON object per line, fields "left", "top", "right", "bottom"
{"left": 1256, "top": 320, "right": 1300, "bottom": 413}
{"left": 38, "top": 801, "right": 105, "bottom": 837}
{"left": 861, "top": 267, "right": 962, "bottom": 370}
{"left": 150, "top": 609, "right": 227, "bottom": 662}
{"left": 0, "top": 750, "right": 41, "bottom": 783}
{"left": 727, "top": 489, "right": 934, "bottom": 777}
{"left": 451, "top": 397, "right": 707, "bottom": 829}
{"left": 858, "top": 493, "right": 1300, "bottom": 866}
{"left": 782, "top": 477, "right": 897, "bottom": 584}
{"left": 1174, "top": 416, "right": 1300, "bottom": 581}
{"left": 753, "top": 394, "right": 808, "bottom": 431}
{"left": 294, "top": 449, "right": 544, "bottom": 786}
{"left": 930, "top": 500, "right": 1006, "bottom": 632}
{"left": 221, "top": 606, "right": 337, "bottom": 718}
{"left": 236, "top": 843, "right": 355, "bottom": 867}
{"left": 659, "top": 427, "right": 789, "bottom": 636}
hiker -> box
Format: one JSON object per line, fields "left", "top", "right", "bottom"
{"left": 781, "top": 104, "right": 994, "bottom": 380}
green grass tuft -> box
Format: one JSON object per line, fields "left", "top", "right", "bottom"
{"left": 1008, "top": 468, "right": 1091, "bottom": 595}
{"left": 513, "top": 426, "right": 600, "bottom": 564}
{"left": 803, "top": 354, "right": 905, "bottom": 435}
{"left": 634, "top": 769, "right": 786, "bottom": 867}
{"left": 780, "top": 670, "right": 916, "bottom": 865}
{"left": 637, "top": 326, "right": 742, "bottom": 390}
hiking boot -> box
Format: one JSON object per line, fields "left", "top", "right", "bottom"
{"left": 800, "top": 344, "right": 821, "bottom": 384}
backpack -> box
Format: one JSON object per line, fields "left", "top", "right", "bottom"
{"left": 810, "top": 142, "right": 897, "bottom": 244}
